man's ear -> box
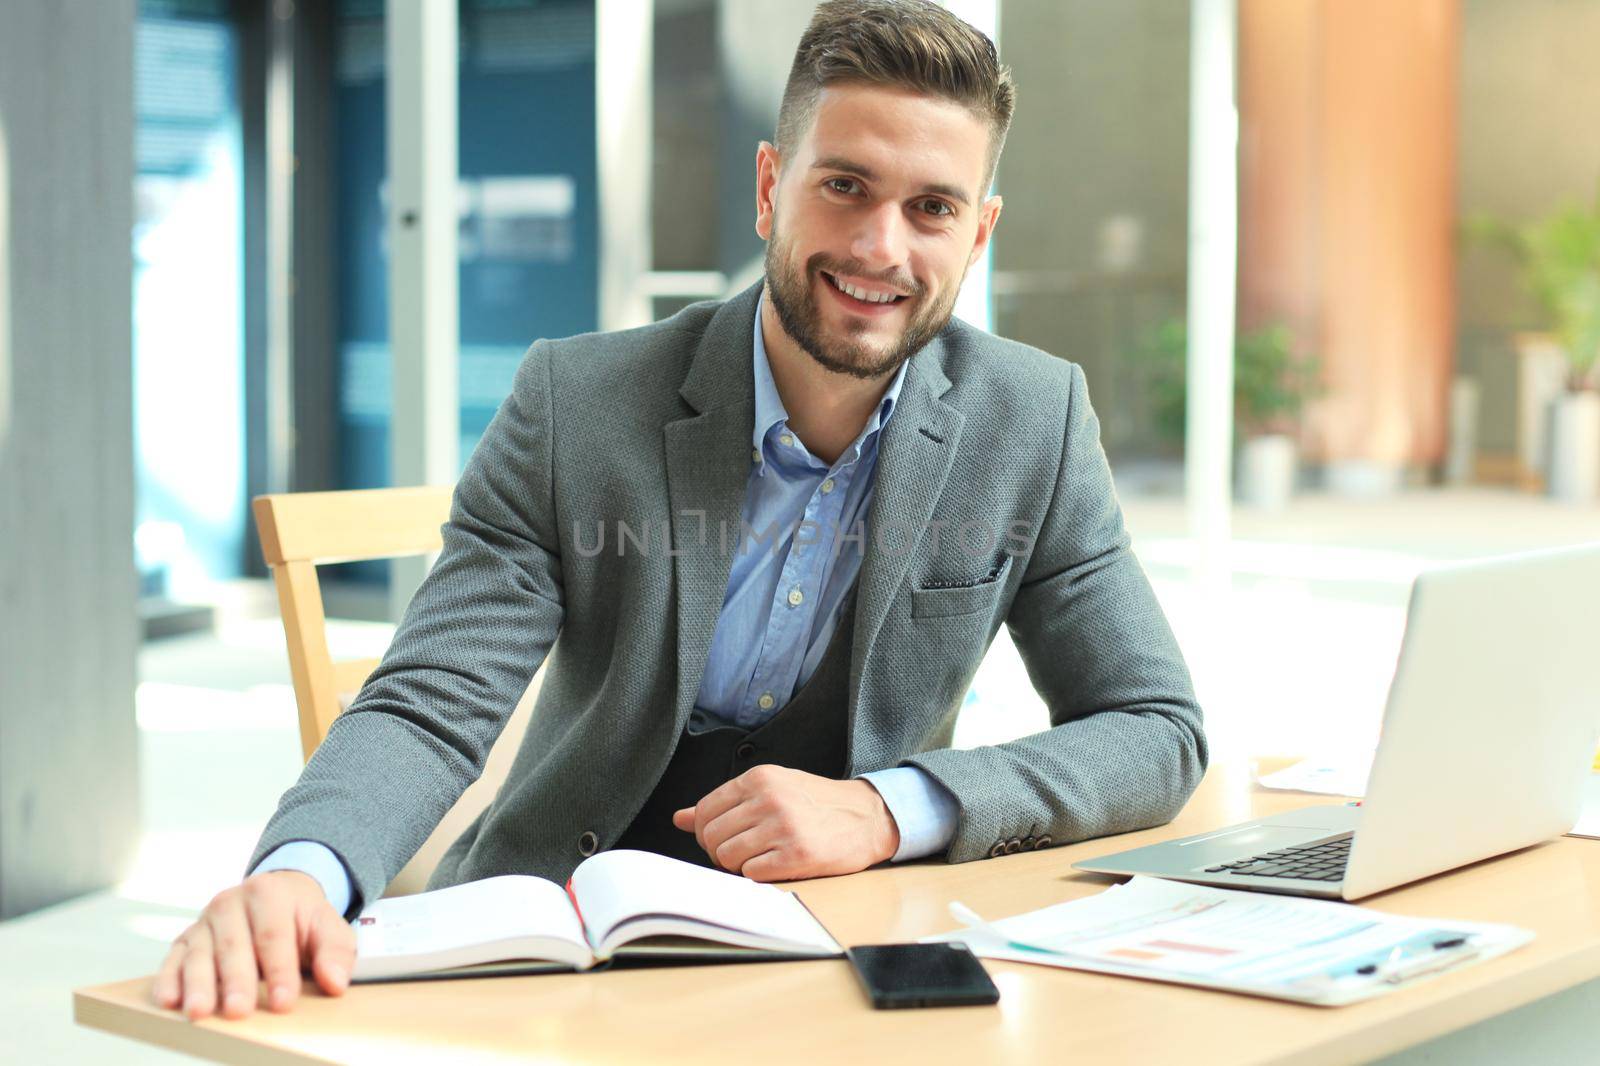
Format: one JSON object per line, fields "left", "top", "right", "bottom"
{"left": 967, "top": 194, "right": 1003, "bottom": 269}
{"left": 755, "top": 141, "right": 782, "bottom": 241}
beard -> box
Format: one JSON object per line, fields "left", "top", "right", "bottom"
{"left": 763, "top": 223, "right": 959, "bottom": 381}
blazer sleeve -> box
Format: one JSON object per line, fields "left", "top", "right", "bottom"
{"left": 245, "top": 340, "right": 567, "bottom": 910}
{"left": 902, "top": 362, "right": 1209, "bottom": 861}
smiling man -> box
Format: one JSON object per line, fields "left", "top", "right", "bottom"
{"left": 158, "top": 0, "right": 1206, "bottom": 1021}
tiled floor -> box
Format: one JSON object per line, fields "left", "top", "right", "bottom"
{"left": 4, "top": 486, "right": 1596, "bottom": 1063}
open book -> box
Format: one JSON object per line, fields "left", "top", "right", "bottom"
{"left": 350, "top": 850, "right": 842, "bottom": 982}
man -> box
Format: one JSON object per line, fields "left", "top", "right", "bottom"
{"left": 157, "top": 0, "right": 1206, "bottom": 1021}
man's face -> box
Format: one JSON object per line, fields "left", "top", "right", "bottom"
{"left": 756, "top": 84, "right": 1003, "bottom": 380}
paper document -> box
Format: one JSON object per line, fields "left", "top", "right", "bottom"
{"left": 928, "top": 877, "right": 1531, "bottom": 1006}
{"left": 1566, "top": 773, "right": 1600, "bottom": 839}
{"left": 1256, "top": 752, "right": 1372, "bottom": 797}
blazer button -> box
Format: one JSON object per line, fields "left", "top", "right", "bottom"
{"left": 735, "top": 741, "right": 757, "bottom": 760}
{"left": 1020, "top": 836, "right": 1036, "bottom": 851}
{"left": 578, "top": 830, "right": 598, "bottom": 857}
{"left": 1004, "top": 838, "right": 1022, "bottom": 854}
{"left": 988, "top": 841, "right": 1007, "bottom": 858}
{"left": 1034, "top": 834, "right": 1052, "bottom": 849}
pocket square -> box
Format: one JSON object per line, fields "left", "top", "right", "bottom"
{"left": 920, "top": 556, "right": 1010, "bottom": 591}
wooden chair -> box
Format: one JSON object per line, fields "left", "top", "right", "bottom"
{"left": 253, "top": 487, "right": 541, "bottom": 896}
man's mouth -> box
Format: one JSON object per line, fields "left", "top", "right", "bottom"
{"left": 820, "top": 271, "right": 910, "bottom": 310}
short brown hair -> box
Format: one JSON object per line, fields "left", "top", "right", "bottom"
{"left": 776, "top": 0, "right": 1017, "bottom": 189}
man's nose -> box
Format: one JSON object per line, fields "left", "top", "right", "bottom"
{"left": 850, "top": 202, "right": 909, "bottom": 270}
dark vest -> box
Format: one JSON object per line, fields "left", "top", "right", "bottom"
{"left": 613, "top": 582, "right": 858, "bottom": 865}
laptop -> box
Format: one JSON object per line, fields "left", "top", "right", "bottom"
{"left": 1074, "top": 542, "right": 1600, "bottom": 901}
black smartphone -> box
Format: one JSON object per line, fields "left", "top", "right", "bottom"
{"left": 845, "top": 943, "right": 1001, "bottom": 1009}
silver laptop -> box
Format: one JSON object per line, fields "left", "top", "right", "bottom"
{"left": 1075, "top": 542, "right": 1600, "bottom": 901}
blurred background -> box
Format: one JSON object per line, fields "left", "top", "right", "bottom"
{"left": 3, "top": 0, "right": 1599, "bottom": 1058}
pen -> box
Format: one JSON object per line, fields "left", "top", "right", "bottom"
{"left": 1352, "top": 935, "right": 1477, "bottom": 983}
{"left": 1380, "top": 944, "right": 1480, "bottom": 984}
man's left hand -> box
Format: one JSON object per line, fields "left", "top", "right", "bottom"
{"left": 671, "top": 765, "right": 900, "bottom": 881}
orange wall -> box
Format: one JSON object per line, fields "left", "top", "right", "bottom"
{"left": 1240, "top": 0, "right": 1459, "bottom": 469}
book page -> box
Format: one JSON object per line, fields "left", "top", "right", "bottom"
{"left": 569, "top": 850, "right": 839, "bottom": 959}
{"left": 351, "top": 875, "right": 592, "bottom": 980}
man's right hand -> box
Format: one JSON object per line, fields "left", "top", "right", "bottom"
{"left": 153, "top": 869, "right": 356, "bottom": 1020}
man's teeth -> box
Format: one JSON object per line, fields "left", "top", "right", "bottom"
{"left": 829, "top": 274, "right": 899, "bottom": 304}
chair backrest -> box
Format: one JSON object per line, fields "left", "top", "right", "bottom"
{"left": 253, "top": 486, "right": 454, "bottom": 760}
{"left": 254, "top": 485, "right": 542, "bottom": 897}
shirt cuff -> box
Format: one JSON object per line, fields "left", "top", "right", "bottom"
{"left": 859, "top": 766, "right": 960, "bottom": 862}
{"left": 251, "top": 840, "right": 355, "bottom": 918}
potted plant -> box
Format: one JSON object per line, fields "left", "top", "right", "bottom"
{"left": 1466, "top": 190, "right": 1600, "bottom": 502}
{"left": 1132, "top": 319, "right": 1322, "bottom": 509}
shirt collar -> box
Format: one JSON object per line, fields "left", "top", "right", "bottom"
{"left": 751, "top": 289, "right": 909, "bottom": 464}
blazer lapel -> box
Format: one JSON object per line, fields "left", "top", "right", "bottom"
{"left": 848, "top": 333, "right": 965, "bottom": 772}
{"left": 662, "top": 284, "right": 762, "bottom": 732}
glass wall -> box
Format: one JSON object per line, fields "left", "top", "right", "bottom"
{"left": 992, "top": 0, "right": 1191, "bottom": 485}
{"left": 334, "top": 0, "right": 599, "bottom": 497}
{"left": 979, "top": 0, "right": 1600, "bottom": 764}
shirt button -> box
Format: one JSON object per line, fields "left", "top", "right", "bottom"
{"left": 779, "top": 433, "right": 794, "bottom": 447}
{"left": 787, "top": 587, "right": 804, "bottom": 607}
{"left": 821, "top": 478, "right": 835, "bottom": 494}
{"left": 751, "top": 447, "right": 761, "bottom": 463}
{"left": 757, "top": 692, "right": 775, "bottom": 710}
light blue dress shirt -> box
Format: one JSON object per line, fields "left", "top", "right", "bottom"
{"left": 255, "top": 292, "right": 959, "bottom": 914}
{"left": 692, "top": 293, "right": 958, "bottom": 859}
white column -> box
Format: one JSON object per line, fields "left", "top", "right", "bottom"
{"left": 943, "top": 0, "right": 998, "bottom": 333}
{"left": 596, "top": 0, "right": 653, "bottom": 331}
{"left": 386, "top": 0, "right": 459, "bottom": 620}
{"left": 265, "top": 6, "right": 295, "bottom": 494}
{"left": 0, "top": 94, "right": 10, "bottom": 456}
{"left": 1185, "top": 0, "right": 1238, "bottom": 581}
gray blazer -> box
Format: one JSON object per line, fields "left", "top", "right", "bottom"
{"left": 249, "top": 282, "right": 1207, "bottom": 909}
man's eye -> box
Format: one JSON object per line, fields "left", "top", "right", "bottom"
{"left": 827, "top": 177, "right": 859, "bottom": 195}
{"left": 919, "top": 199, "right": 953, "bottom": 217}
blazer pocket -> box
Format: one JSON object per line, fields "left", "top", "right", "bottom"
{"left": 911, "top": 556, "right": 1014, "bottom": 619}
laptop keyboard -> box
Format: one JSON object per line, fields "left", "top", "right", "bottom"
{"left": 1203, "top": 833, "right": 1352, "bottom": 882}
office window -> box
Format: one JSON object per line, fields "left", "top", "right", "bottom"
{"left": 133, "top": 0, "right": 247, "bottom": 598}
{"left": 992, "top": 0, "right": 1190, "bottom": 478}
{"left": 334, "top": 0, "right": 599, "bottom": 509}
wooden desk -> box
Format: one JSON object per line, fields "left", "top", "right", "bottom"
{"left": 75, "top": 757, "right": 1600, "bottom": 1065}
